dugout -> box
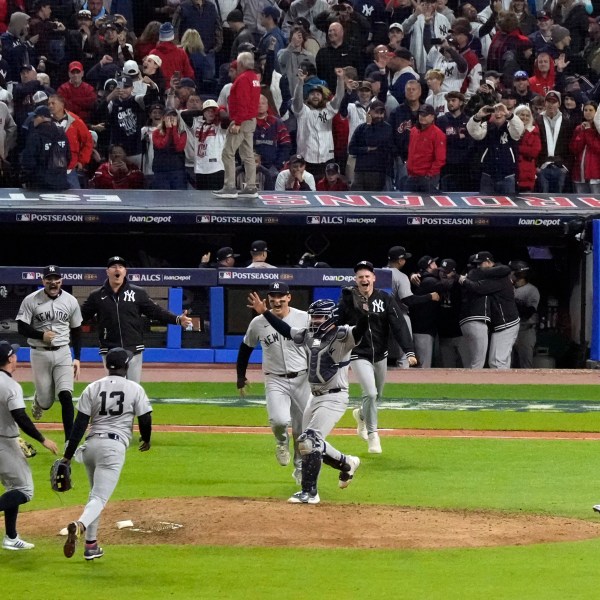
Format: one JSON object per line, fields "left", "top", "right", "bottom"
{"left": 0, "top": 189, "right": 597, "bottom": 367}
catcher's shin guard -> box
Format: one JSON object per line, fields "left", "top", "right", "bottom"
{"left": 322, "top": 452, "right": 350, "bottom": 472}
{"left": 298, "top": 429, "right": 323, "bottom": 494}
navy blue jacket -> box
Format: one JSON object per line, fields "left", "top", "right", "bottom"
{"left": 348, "top": 120, "right": 393, "bottom": 174}
{"left": 176, "top": 0, "right": 220, "bottom": 51}
{"left": 389, "top": 102, "right": 418, "bottom": 160}
{"left": 436, "top": 111, "right": 473, "bottom": 166}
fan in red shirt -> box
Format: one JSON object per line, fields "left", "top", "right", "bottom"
{"left": 56, "top": 62, "right": 97, "bottom": 124}
{"left": 316, "top": 162, "right": 349, "bottom": 191}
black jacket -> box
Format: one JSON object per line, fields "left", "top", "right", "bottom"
{"left": 460, "top": 265, "right": 520, "bottom": 332}
{"left": 337, "top": 287, "right": 415, "bottom": 362}
{"left": 81, "top": 278, "right": 180, "bottom": 353}
{"left": 409, "top": 269, "right": 454, "bottom": 336}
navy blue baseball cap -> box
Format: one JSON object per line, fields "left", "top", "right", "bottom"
{"left": 43, "top": 265, "right": 62, "bottom": 278}
{"left": 354, "top": 260, "right": 374, "bottom": 273}
{"left": 107, "top": 256, "right": 126, "bottom": 268}
{"left": 268, "top": 282, "right": 290, "bottom": 295}
{"left": 106, "top": 347, "right": 133, "bottom": 370}
{"left": 0, "top": 341, "right": 19, "bottom": 362}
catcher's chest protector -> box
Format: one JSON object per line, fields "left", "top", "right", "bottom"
{"left": 308, "top": 331, "right": 339, "bottom": 384}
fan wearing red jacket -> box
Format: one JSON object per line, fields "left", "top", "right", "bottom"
{"left": 90, "top": 144, "right": 144, "bottom": 189}
{"left": 213, "top": 51, "right": 261, "bottom": 199}
{"left": 514, "top": 105, "right": 541, "bottom": 192}
{"left": 570, "top": 102, "right": 600, "bottom": 195}
{"left": 405, "top": 104, "right": 447, "bottom": 192}
{"left": 150, "top": 22, "right": 194, "bottom": 84}
{"left": 151, "top": 109, "right": 187, "bottom": 189}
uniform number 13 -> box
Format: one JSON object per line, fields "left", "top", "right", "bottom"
{"left": 99, "top": 391, "right": 125, "bottom": 416}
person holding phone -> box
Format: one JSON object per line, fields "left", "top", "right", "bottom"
{"left": 466, "top": 102, "right": 524, "bottom": 193}
{"left": 151, "top": 109, "right": 187, "bottom": 189}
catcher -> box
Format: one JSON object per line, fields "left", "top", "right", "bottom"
{"left": 60, "top": 347, "right": 152, "bottom": 561}
{"left": 0, "top": 341, "right": 58, "bottom": 551}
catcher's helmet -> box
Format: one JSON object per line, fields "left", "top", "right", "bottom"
{"left": 308, "top": 299, "right": 338, "bottom": 336}
{"left": 509, "top": 260, "right": 530, "bottom": 273}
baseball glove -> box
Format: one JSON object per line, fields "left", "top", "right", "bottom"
{"left": 342, "top": 286, "right": 369, "bottom": 314}
{"left": 50, "top": 459, "right": 72, "bottom": 492}
{"left": 17, "top": 437, "right": 37, "bottom": 459}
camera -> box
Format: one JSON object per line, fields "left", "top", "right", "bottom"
{"left": 430, "top": 37, "right": 444, "bottom": 45}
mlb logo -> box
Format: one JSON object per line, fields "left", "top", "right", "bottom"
{"left": 407, "top": 217, "right": 421, "bottom": 225}
{"left": 219, "top": 271, "right": 232, "bottom": 279}
{"left": 16, "top": 214, "right": 30, "bottom": 222}
{"left": 22, "top": 272, "right": 35, "bottom": 280}
{"left": 307, "top": 216, "right": 320, "bottom": 224}
{"left": 196, "top": 215, "right": 211, "bottom": 224}
{"left": 129, "top": 274, "right": 141, "bottom": 282}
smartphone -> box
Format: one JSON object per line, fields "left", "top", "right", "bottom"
{"left": 173, "top": 71, "right": 181, "bottom": 80}
{"left": 430, "top": 37, "right": 444, "bottom": 45}
{"left": 117, "top": 80, "right": 124, "bottom": 89}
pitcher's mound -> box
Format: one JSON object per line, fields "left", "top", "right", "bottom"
{"left": 21, "top": 497, "right": 600, "bottom": 550}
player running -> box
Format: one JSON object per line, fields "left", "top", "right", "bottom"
{"left": 16, "top": 265, "right": 82, "bottom": 440}
{"left": 237, "top": 282, "right": 310, "bottom": 485}
{"left": 61, "top": 347, "right": 152, "bottom": 560}
{"left": 246, "top": 292, "right": 366, "bottom": 505}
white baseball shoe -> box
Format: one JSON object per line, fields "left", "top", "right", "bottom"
{"left": 339, "top": 455, "right": 360, "bottom": 489}
{"left": 368, "top": 432, "right": 382, "bottom": 454}
{"left": 3, "top": 535, "right": 34, "bottom": 550}
{"left": 275, "top": 443, "right": 291, "bottom": 466}
{"left": 353, "top": 408, "right": 368, "bottom": 441}
{"left": 593, "top": 505, "right": 600, "bottom": 514}
{"left": 288, "top": 491, "right": 320, "bottom": 505}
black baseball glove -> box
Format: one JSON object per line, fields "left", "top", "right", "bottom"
{"left": 50, "top": 458, "right": 72, "bottom": 492}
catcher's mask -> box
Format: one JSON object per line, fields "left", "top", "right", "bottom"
{"left": 308, "top": 299, "right": 338, "bottom": 337}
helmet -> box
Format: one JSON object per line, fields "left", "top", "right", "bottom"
{"left": 509, "top": 260, "right": 530, "bottom": 273}
{"left": 307, "top": 299, "right": 338, "bottom": 336}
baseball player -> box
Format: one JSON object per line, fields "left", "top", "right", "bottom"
{"left": 16, "top": 265, "right": 82, "bottom": 440}
{"left": 62, "top": 347, "right": 152, "bottom": 560}
{"left": 81, "top": 256, "right": 192, "bottom": 383}
{"left": 236, "top": 282, "right": 310, "bottom": 485}
{"left": 247, "top": 293, "right": 362, "bottom": 505}
{"left": 459, "top": 251, "right": 520, "bottom": 369}
{"left": 0, "top": 341, "right": 58, "bottom": 551}
{"left": 338, "top": 261, "right": 416, "bottom": 454}
{"left": 509, "top": 260, "right": 540, "bottom": 368}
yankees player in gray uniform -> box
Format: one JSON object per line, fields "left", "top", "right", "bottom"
{"left": 62, "top": 347, "right": 152, "bottom": 560}
{"left": 237, "top": 282, "right": 310, "bottom": 485}
{"left": 81, "top": 256, "right": 192, "bottom": 384}
{"left": 247, "top": 293, "right": 363, "bottom": 505}
{"left": 0, "top": 341, "right": 58, "bottom": 551}
{"left": 338, "top": 261, "right": 416, "bottom": 454}
{"left": 509, "top": 260, "right": 540, "bottom": 368}
{"left": 16, "top": 265, "right": 82, "bottom": 440}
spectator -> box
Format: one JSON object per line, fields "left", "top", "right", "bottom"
{"left": 0, "top": 100, "right": 16, "bottom": 186}
{"left": 400, "top": 0, "right": 451, "bottom": 76}
{"left": 278, "top": 25, "right": 317, "bottom": 97}
{"left": 140, "top": 102, "right": 164, "bottom": 188}
{"left": 227, "top": 9, "right": 255, "bottom": 60}
{"left": 424, "top": 68, "right": 448, "bottom": 116}
{"left": 292, "top": 66, "right": 345, "bottom": 181}
{"left": 275, "top": 153, "right": 316, "bottom": 190}
{"left": 90, "top": 143, "right": 144, "bottom": 188}
{"left": 258, "top": 6, "right": 287, "bottom": 58}
{"left": 1, "top": 12, "right": 33, "bottom": 84}
{"left": 29, "top": 0, "right": 67, "bottom": 83}
{"left": 536, "top": 90, "right": 573, "bottom": 193}
{"left": 426, "top": 38, "right": 468, "bottom": 94}
{"left": 549, "top": 0, "right": 590, "bottom": 55}
{"left": 387, "top": 22, "right": 406, "bottom": 52}
{"left": 179, "top": 29, "right": 216, "bottom": 89}
{"left": 405, "top": 104, "right": 447, "bottom": 192}
{"left": 173, "top": 0, "right": 223, "bottom": 81}
{"left": 140, "top": 53, "right": 166, "bottom": 95}
{"left": 20, "top": 105, "right": 70, "bottom": 190}
{"left": 528, "top": 10, "right": 553, "bottom": 54}
{"left": 466, "top": 102, "right": 523, "bottom": 193}
{"left": 48, "top": 93, "right": 93, "bottom": 189}
{"left": 151, "top": 109, "right": 187, "bottom": 189}
{"left": 436, "top": 90, "right": 474, "bottom": 191}
{"left": 512, "top": 69, "right": 537, "bottom": 106}
{"left": 134, "top": 21, "right": 161, "bottom": 62}
{"left": 288, "top": 0, "right": 331, "bottom": 48}
{"left": 166, "top": 76, "right": 196, "bottom": 110}
{"left": 213, "top": 51, "right": 261, "bottom": 198}
{"left": 247, "top": 239, "right": 276, "bottom": 268}
{"left": 316, "top": 162, "right": 349, "bottom": 190}
{"left": 510, "top": 0, "right": 537, "bottom": 36}
{"left": 13, "top": 64, "right": 54, "bottom": 130}
{"left": 514, "top": 104, "right": 541, "bottom": 192}
{"left": 56, "top": 61, "right": 96, "bottom": 123}
{"left": 316, "top": 21, "right": 360, "bottom": 91}
{"left": 569, "top": 101, "right": 600, "bottom": 194}
{"left": 529, "top": 52, "right": 555, "bottom": 99}
{"left": 106, "top": 74, "right": 147, "bottom": 167}
{"left": 561, "top": 91, "right": 583, "bottom": 128}
{"left": 450, "top": 18, "right": 482, "bottom": 99}
{"left": 389, "top": 78, "right": 422, "bottom": 189}
{"left": 385, "top": 47, "right": 418, "bottom": 111}
{"left": 349, "top": 100, "right": 393, "bottom": 191}
{"left": 65, "top": 10, "right": 96, "bottom": 73}
{"left": 254, "top": 94, "right": 291, "bottom": 189}
{"left": 150, "top": 22, "right": 194, "bottom": 83}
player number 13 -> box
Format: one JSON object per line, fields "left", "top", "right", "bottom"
{"left": 99, "top": 391, "right": 125, "bottom": 416}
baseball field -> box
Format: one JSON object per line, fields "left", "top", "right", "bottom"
{"left": 4, "top": 365, "right": 600, "bottom": 599}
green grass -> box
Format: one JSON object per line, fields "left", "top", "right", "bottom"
{"left": 8, "top": 430, "right": 600, "bottom": 598}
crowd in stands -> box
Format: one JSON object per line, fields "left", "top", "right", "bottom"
{"left": 0, "top": 0, "right": 599, "bottom": 193}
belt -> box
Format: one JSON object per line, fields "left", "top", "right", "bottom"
{"left": 312, "top": 388, "right": 342, "bottom": 397}
{"left": 31, "top": 345, "right": 65, "bottom": 351}
{"left": 88, "top": 432, "right": 122, "bottom": 442}
{"left": 267, "top": 370, "right": 307, "bottom": 379}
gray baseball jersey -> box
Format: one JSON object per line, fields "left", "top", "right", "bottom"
{"left": 16, "top": 289, "right": 82, "bottom": 347}
{"left": 77, "top": 376, "right": 152, "bottom": 447}
{"left": 515, "top": 283, "right": 540, "bottom": 328}
{"left": 0, "top": 370, "right": 25, "bottom": 437}
{"left": 243, "top": 307, "right": 310, "bottom": 375}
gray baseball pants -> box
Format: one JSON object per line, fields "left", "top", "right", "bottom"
{"left": 513, "top": 327, "right": 536, "bottom": 368}
{"left": 460, "top": 321, "right": 489, "bottom": 369}
{"left": 31, "top": 346, "right": 73, "bottom": 409}
{"left": 413, "top": 333, "right": 434, "bottom": 368}
{"left": 488, "top": 325, "right": 519, "bottom": 369}
{"left": 303, "top": 390, "right": 348, "bottom": 463}
{"left": 439, "top": 336, "right": 467, "bottom": 368}
{"left": 351, "top": 357, "right": 387, "bottom": 434}
{"left": 78, "top": 436, "right": 126, "bottom": 541}
{"left": 0, "top": 437, "right": 33, "bottom": 500}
